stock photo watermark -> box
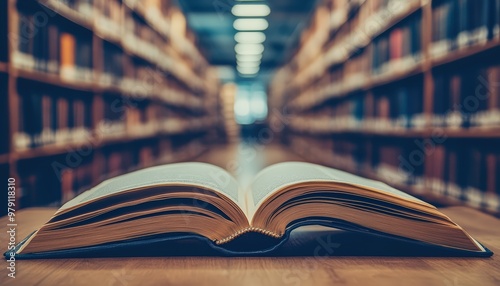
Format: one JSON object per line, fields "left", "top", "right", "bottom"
{"left": 6, "top": 178, "right": 17, "bottom": 279}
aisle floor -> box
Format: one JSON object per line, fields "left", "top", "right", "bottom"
{"left": 195, "top": 143, "right": 305, "bottom": 187}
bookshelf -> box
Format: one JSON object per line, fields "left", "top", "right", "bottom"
{"left": 270, "top": 0, "right": 500, "bottom": 214}
{"left": 1, "top": 0, "right": 221, "bottom": 214}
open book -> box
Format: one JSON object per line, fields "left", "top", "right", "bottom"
{"left": 8, "top": 162, "right": 493, "bottom": 258}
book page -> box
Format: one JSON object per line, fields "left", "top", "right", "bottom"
{"left": 248, "top": 162, "right": 428, "bottom": 212}
{"left": 60, "top": 162, "right": 242, "bottom": 210}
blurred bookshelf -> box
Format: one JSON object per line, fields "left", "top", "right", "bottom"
{"left": 1, "top": 0, "right": 222, "bottom": 213}
{"left": 270, "top": 0, "right": 500, "bottom": 215}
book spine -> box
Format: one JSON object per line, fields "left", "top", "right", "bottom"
{"left": 60, "top": 32, "right": 76, "bottom": 80}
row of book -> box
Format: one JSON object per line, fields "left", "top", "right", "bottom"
{"left": 14, "top": 8, "right": 94, "bottom": 80}
{"left": 126, "top": 11, "right": 164, "bottom": 51}
{"left": 95, "top": 0, "right": 121, "bottom": 39}
{"left": 122, "top": 62, "right": 205, "bottom": 109}
{"left": 289, "top": 11, "right": 422, "bottom": 110}
{"left": 289, "top": 79, "right": 424, "bottom": 132}
{"left": 52, "top": 0, "right": 201, "bottom": 71}
{"left": 287, "top": 0, "right": 500, "bottom": 106}
{"left": 14, "top": 88, "right": 93, "bottom": 150}
{"left": 102, "top": 42, "right": 124, "bottom": 85}
{"left": 12, "top": 2, "right": 201, "bottom": 91}
{"left": 431, "top": 0, "right": 500, "bottom": 58}
{"left": 371, "top": 12, "right": 422, "bottom": 76}
{"left": 16, "top": 138, "right": 161, "bottom": 207}
{"left": 17, "top": 154, "right": 94, "bottom": 208}
{"left": 424, "top": 143, "right": 500, "bottom": 211}
{"left": 433, "top": 65, "right": 500, "bottom": 128}
{"left": 322, "top": 0, "right": 421, "bottom": 72}
{"left": 10, "top": 8, "right": 204, "bottom": 111}
{"left": 290, "top": 63, "right": 500, "bottom": 132}
{"left": 286, "top": 134, "right": 500, "bottom": 213}
{"left": 12, "top": 84, "right": 209, "bottom": 151}
{"left": 54, "top": 0, "right": 94, "bottom": 18}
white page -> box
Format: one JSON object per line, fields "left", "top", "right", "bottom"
{"left": 60, "top": 162, "right": 241, "bottom": 210}
{"left": 249, "top": 162, "right": 429, "bottom": 207}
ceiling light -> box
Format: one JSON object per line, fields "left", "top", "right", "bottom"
{"left": 232, "top": 4, "right": 271, "bottom": 17}
{"left": 233, "top": 18, "right": 268, "bottom": 31}
{"left": 237, "top": 66, "right": 260, "bottom": 75}
{"left": 235, "top": 43, "right": 264, "bottom": 55}
{"left": 235, "top": 32, "right": 266, "bottom": 44}
{"left": 237, "top": 61, "right": 261, "bottom": 68}
{"left": 236, "top": 54, "right": 262, "bottom": 62}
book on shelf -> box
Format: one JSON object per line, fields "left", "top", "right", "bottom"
{"left": 433, "top": 65, "right": 500, "bottom": 129}
{"left": 13, "top": 6, "right": 94, "bottom": 80}
{"left": 51, "top": 0, "right": 94, "bottom": 18}
{"left": 19, "top": 155, "right": 95, "bottom": 208}
{"left": 13, "top": 89, "right": 92, "bottom": 150}
{"left": 102, "top": 42, "right": 124, "bottom": 85}
{"left": 372, "top": 11, "right": 421, "bottom": 76}
{"left": 5, "top": 162, "right": 493, "bottom": 258}
{"left": 95, "top": 0, "right": 121, "bottom": 37}
{"left": 420, "top": 142, "right": 497, "bottom": 210}
{"left": 431, "top": 0, "right": 500, "bottom": 58}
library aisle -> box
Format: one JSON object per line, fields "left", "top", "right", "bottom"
{"left": 196, "top": 143, "right": 304, "bottom": 186}
{"left": 2, "top": 0, "right": 500, "bottom": 284}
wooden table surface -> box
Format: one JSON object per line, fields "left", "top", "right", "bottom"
{"left": 1, "top": 144, "right": 500, "bottom": 285}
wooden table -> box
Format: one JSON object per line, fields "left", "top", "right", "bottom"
{"left": 1, "top": 144, "right": 500, "bottom": 285}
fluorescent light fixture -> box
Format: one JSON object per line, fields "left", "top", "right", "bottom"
{"left": 235, "top": 43, "right": 264, "bottom": 55}
{"left": 237, "top": 65, "right": 260, "bottom": 75}
{"left": 233, "top": 18, "right": 268, "bottom": 31}
{"left": 236, "top": 54, "right": 262, "bottom": 62}
{"left": 237, "top": 61, "right": 261, "bottom": 68}
{"left": 235, "top": 32, "right": 266, "bottom": 44}
{"left": 232, "top": 4, "right": 271, "bottom": 17}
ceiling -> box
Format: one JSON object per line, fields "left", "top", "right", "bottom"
{"left": 177, "top": 0, "right": 320, "bottom": 84}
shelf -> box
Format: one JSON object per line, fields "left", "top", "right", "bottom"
{"left": 34, "top": 1, "right": 204, "bottom": 93}
{"left": 98, "top": 130, "right": 159, "bottom": 147}
{"left": 369, "top": 1, "right": 423, "bottom": 43}
{"left": 14, "top": 139, "right": 95, "bottom": 161}
{"left": 37, "top": 0, "right": 94, "bottom": 32}
{"left": 431, "top": 39, "right": 500, "bottom": 69}
{"left": 123, "top": 43, "right": 204, "bottom": 93}
{"left": 14, "top": 67, "right": 97, "bottom": 92}
{"left": 323, "top": 1, "right": 422, "bottom": 71}
{"left": 288, "top": 0, "right": 424, "bottom": 93}
{"left": 12, "top": 68, "right": 207, "bottom": 113}
{"left": 123, "top": 0, "right": 171, "bottom": 42}
{"left": 289, "top": 37, "right": 498, "bottom": 112}
{"left": 290, "top": 62, "right": 424, "bottom": 112}
{"left": 12, "top": 120, "right": 217, "bottom": 160}
{"left": 368, "top": 62, "right": 424, "bottom": 90}
{"left": 328, "top": 0, "right": 367, "bottom": 37}
{"left": 288, "top": 123, "right": 500, "bottom": 139}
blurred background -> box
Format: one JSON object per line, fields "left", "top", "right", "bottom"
{"left": 0, "top": 0, "right": 499, "bottom": 216}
